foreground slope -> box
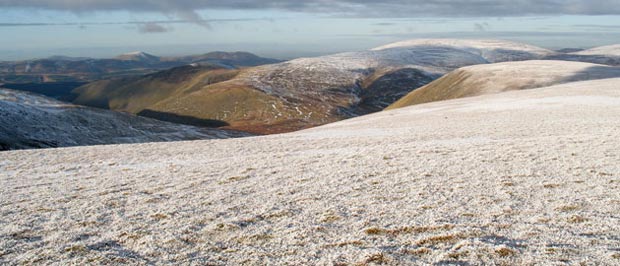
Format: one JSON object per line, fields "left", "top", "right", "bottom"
{"left": 2, "top": 78, "right": 619, "bottom": 264}
{"left": 387, "top": 60, "right": 620, "bottom": 109}
{"left": 74, "top": 39, "right": 553, "bottom": 134}
{"left": 0, "top": 89, "right": 248, "bottom": 150}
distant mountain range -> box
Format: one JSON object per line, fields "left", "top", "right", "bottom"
{"left": 0, "top": 51, "right": 281, "bottom": 83}
{"left": 73, "top": 39, "right": 556, "bottom": 134}
{"left": 3, "top": 39, "right": 620, "bottom": 149}
{"left": 0, "top": 88, "right": 250, "bottom": 151}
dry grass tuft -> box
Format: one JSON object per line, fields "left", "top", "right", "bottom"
{"left": 151, "top": 213, "right": 169, "bottom": 220}
{"left": 324, "top": 240, "right": 365, "bottom": 248}
{"left": 495, "top": 246, "right": 517, "bottom": 257}
{"left": 555, "top": 205, "right": 580, "bottom": 212}
{"left": 416, "top": 233, "right": 465, "bottom": 246}
{"left": 447, "top": 251, "right": 470, "bottom": 259}
{"left": 220, "top": 175, "right": 250, "bottom": 184}
{"left": 64, "top": 245, "right": 88, "bottom": 255}
{"left": 363, "top": 224, "right": 454, "bottom": 236}
{"left": 404, "top": 247, "right": 432, "bottom": 256}
{"left": 321, "top": 214, "right": 341, "bottom": 223}
{"left": 235, "top": 233, "right": 274, "bottom": 244}
{"left": 355, "top": 253, "right": 389, "bottom": 265}
{"left": 568, "top": 215, "right": 588, "bottom": 223}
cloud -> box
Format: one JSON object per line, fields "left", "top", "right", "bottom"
{"left": 0, "top": 18, "right": 268, "bottom": 28}
{"left": 474, "top": 22, "right": 490, "bottom": 32}
{"left": 138, "top": 22, "right": 170, "bottom": 33}
{"left": 374, "top": 22, "right": 396, "bottom": 26}
{"left": 1, "top": 0, "right": 620, "bottom": 17}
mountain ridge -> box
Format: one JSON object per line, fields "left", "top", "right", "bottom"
{"left": 73, "top": 39, "right": 555, "bottom": 134}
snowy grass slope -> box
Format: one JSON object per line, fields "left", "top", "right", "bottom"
{"left": 1, "top": 78, "right": 619, "bottom": 265}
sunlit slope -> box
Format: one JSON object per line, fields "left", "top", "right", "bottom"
{"left": 387, "top": 60, "right": 620, "bottom": 110}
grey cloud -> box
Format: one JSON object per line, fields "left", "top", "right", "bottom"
{"left": 573, "top": 24, "right": 620, "bottom": 30}
{"left": 1, "top": 0, "right": 620, "bottom": 17}
{"left": 138, "top": 22, "right": 170, "bottom": 33}
{"left": 374, "top": 22, "right": 396, "bottom": 26}
{"left": 474, "top": 22, "right": 490, "bottom": 32}
{"left": 0, "top": 18, "right": 268, "bottom": 27}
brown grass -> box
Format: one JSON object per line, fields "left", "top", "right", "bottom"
{"left": 568, "top": 215, "right": 588, "bottom": 223}
{"left": 555, "top": 205, "right": 580, "bottom": 212}
{"left": 324, "top": 240, "right": 365, "bottom": 248}
{"left": 416, "top": 234, "right": 462, "bottom": 246}
{"left": 363, "top": 224, "right": 454, "bottom": 236}
{"left": 355, "top": 253, "right": 389, "bottom": 266}
{"left": 403, "top": 247, "right": 432, "bottom": 256}
{"left": 151, "top": 213, "right": 169, "bottom": 220}
{"left": 543, "top": 183, "right": 561, "bottom": 189}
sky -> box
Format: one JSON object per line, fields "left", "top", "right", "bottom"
{"left": 1, "top": 0, "right": 620, "bottom": 60}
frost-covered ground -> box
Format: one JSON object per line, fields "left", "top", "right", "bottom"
{"left": 1, "top": 78, "right": 620, "bottom": 265}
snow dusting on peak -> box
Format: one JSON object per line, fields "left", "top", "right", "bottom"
{"left": 123, "top": 51, "right": 149, "bottom": 56}
{"left": 372, "top": 39, "right": 549, "bottom": 52}
{"left": 115, "top": 51, "right": 159, "bottom": 61}
{"left": 372, "top": 39, "right": 554, "bottom": 62}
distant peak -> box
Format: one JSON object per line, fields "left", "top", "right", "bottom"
{"left": 115, "top": 51, "right": 159, "bottom": 61}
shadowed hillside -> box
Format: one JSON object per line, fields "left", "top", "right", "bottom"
{"left": 0, "top": 88, "right": 249, "bottom": 151}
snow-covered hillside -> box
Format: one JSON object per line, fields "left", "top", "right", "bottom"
{"left": 2, "top": 78, "right": 619, "bottom": 265}
{"left": 0, "top": 89, "right": 248, "bottom": 150}
{"left": 237, "top": 39, "right": 554, "bottom": 120}
{"left": 388, "top": 60, "right": 620, "bottom": 109}
{"left": 372, "top": 39, "right": 555, "bottom": 62}
{"left": 572, "top": 44, "right": 620, "bottom": 56}
{"left": 544, "top": 44, "right": 620, "bottom": 66}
